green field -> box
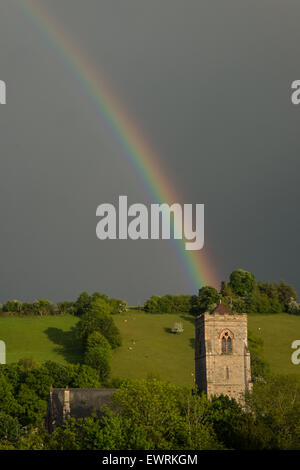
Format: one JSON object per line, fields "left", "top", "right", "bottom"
{"left": 0, "top": 312, "right": 299, "bottom": 384}
{"left": 248, "top": 314, "right": 300, "bottom": 376}
{"left": 111, "top": 312, "right": 195, "bottom": 385}
{"left": 0, "top": 315, "right": 80, "bottom": 364}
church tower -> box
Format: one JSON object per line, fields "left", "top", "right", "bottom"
{"left": 195, "top": 303, "right": 252, "bottom": 403}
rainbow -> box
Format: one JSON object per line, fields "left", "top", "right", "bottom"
{"left": 17, "top": 0, "right": 219, "bottom": 291}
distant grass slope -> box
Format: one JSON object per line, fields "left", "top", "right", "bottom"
{"left": 0, "top": 312, "right": 299, "bottom": 383}
{"left": 111, "top": 312, "right": 195, "bottom": 386}
{"left": 248, "top": 314, "right": 300, "bottom": 375}
{"left": 0, "top": 315, "right": 80, "bottom": 364}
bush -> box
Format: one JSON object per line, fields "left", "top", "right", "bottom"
{"left": 287, "top": 298, "right": 300, "bottom": 315}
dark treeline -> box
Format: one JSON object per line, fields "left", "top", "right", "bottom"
{"left": 144, "top": 294, "right": 193, "bottom": 314}
{"left": 144, "top": 269, "right": 300, "bottom": 315}
{"left": 0, "top": 291, "right": 128, "bottom": 317}
{"left": 2, "top": 269, "right": 299, "bottom": 317}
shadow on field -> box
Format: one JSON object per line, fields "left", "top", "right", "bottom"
{"left": 180, "top": 314, "right": 196, "bottom": 325}
{"left": 164, "top": 327, "right": 174, "bottom": 334}
{"left": 44, "top": 327, "right": 82, "bottom": 363}
{"left": 179, "top": 315, "right": 196, "bottom": 350}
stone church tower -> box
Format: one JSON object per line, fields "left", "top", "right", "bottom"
{"left": 195, "top": 303, "right": 252, "bottom": 403}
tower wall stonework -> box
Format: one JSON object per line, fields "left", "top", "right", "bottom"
{"left": 195, "top": 309, "right": 252, "bottom": 403}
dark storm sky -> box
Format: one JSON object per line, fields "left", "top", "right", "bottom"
{"left": 0, "top": 0, "right": 299, "bottom": 305}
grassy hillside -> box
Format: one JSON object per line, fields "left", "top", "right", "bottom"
{"left": 0, "top": 312, "right": 299, "bottom": 384}
{"left": 0, "top": 315, "right": 80, "bottom": 364}
{"left": 111, "top": 312, "right": 195, "bottom": 385}
{"left": 248, "top": 313, "right": 300, "bottom": 376}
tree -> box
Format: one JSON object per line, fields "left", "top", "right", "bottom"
{"left": 0, "top": 364, "right": 21, "bottom": 393}
{"left": 0, "top": 374, "right": 20, "bottom": 417}
{"left": 17, "top": 384, "right": 47, "bottom": 426}
{"left": 33, "top": 299, "right": 55, "bottom": 316}
{"left": 144, "top": 295, "right": 160, "bottom": 313}
{"left": 2, "top": 300, "right": 22, "bottom": 313}
{"left": 278, "top": 280, "right": 298, "bottom": 310}
{"left": 257, "top": 281, "right": 279, "bottom": 299}
{"left": 144, "top": 294, "right": 193, "bottom": 314}
{"left": 48, "top": 411, "right": 153, "bottom": 450}
{"left": 113, "top": 379, "right": 184, "bottom": 449}
{"left": 75, "top": 300, "right": 121, "bottom": 349}
{"left": 69, "top": 364, "right": 102, "bottom": 388}
{"left": 248, "top": 331, "right": 269, "bottom": 381}
{"left": 48, "top": 418, "right": 82, "bottom": 450}
{"left": 56, "top": 301, "right": 76, "bottom": 316}
{"left": 84, "top": 332, "right": 112, "bottom": 381}
{"left": 22, "top": 367, "right": 53, "bottom": 400}
{"left": 75, "top": 291, "right": 93, "bottom": 317}
{"left": 177, "top": 390, "right": 223, "bottom": 450}
{"left": 193, "top": 286, "right": 221, "bottom": 315}
{"left": 112, "top": 379, "right": 222, "bottom": 450}
{"left": 246, "top": 374, "right": 300, "bottom": 449}
{"left": 229, "top": 269, "right": 256, "bottom": 297}
{"left": 43, "top": 361, "right": 73, "bottom": 388}
{"left": 0, "top": 413, "right": 21, "bottom": 445}
{"left": 208, "top": 394, "right": 269, "bottom": 450}
{"left": 18, "top": 425, "right": 49, "bottom": 450}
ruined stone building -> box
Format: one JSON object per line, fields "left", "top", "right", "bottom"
{"left": 195, "top": 303, "right": 252, "bottom": 403}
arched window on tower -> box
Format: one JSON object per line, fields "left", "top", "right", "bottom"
{"left": 220, "top": 330, "right": 233, "bottom": 354}
{"left": 227, "top": 336, "right": 232, "bottom": 353}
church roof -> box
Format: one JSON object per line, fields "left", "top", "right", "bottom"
{"left": 47, "top": 388, "right": 115, "bottom": 431}
{"left": 211, "top": 303, "right": 234, "bottom": 315}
